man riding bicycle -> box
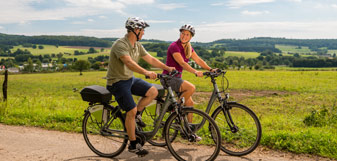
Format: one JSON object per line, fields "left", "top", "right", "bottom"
{"left": 106, "top": 17, "right": 175, "bottom": 156}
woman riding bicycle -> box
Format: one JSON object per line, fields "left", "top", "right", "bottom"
{"left": 161, "top": 24, "right": 217, "bottom": 129}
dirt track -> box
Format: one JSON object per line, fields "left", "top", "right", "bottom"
{"left": 0, "top": 124, "right": 333, "bottom": 161}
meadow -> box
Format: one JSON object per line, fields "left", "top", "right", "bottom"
{"left": 224, "top": 51, "right": 260, "bottom": 58}
{"left": 0, "top": 70, "right": 336, "bottom": 159}
{"left": 10, "top": 45, "right": 159, "bottom": 60}
{"left": 275, "top": 44, "right": 315, "bottom": 54}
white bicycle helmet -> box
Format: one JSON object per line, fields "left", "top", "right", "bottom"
{"left": 179, "top": 24, "right": 195, "bottom": 37}
{"left": 125, "top": 17, "right": 150, "bottom": 30}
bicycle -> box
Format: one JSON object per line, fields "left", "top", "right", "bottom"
{"left": 145, "top": 69, "right": 262, "bottom": 156}
{"left": 202, "top": 69, "right": 262, "bottom": 156}
{"left": 80, "top": 71, "right": 222, "bottom": 161}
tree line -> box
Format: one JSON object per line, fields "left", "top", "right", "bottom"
{"left": 1, "top": 33, "right": 337, "bottom": 72}
{"left": 0, "top": 33, "right": 112, "bottom": 47}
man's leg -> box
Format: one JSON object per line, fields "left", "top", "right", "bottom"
{"left": 137, "top": 86, "right": 158, "bottom": 111}
{"left": 125, "top": 107, "right": 137, "bottom": 141}
{"left": 107, "top": 78, "right": 149, "bottom": 156}
{"left": 131, "top": 78, "right": 158, "bottom": 127}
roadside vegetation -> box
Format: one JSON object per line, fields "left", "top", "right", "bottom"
{"left": 1, "top": 33, "right": 337, "bottom": 159}
{"left": 0, "top": 70, "right": 336, "bottom": 159}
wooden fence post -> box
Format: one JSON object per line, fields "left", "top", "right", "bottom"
{"left": 2, "top": 69, "right": 8, "bottom": 102}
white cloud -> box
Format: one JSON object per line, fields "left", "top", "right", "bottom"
{"left": 241, "top": 10, "right": 270, "bottom": 16}
{"left": 0, "top": 26, "right": 3, "bottom": 30}
{"left": 210, "top": 2, "right": 225, "bottom": 6}
{"left": 147, "top": 20, "right": 174, "bottom": 23}
{"left": 332, "top": 4, "right": 337, "bottom": 8}
{"left": 117, "top": 0, "right": 154, "bottom": 5}
{"left": 88, "top": 19, "right": 94, "bottom": 22}
{"left": 157, "top": 3, "right": 186, "bottom": 11}
{"left": 192, "top": 21, "right": 337, "bottom": 42}
{"left": 287, "top": 0, "right": 302, "bottom": 2}
{"left": 16, "top": 28, "right": 126, "bottom": 38}
{"left": 99, "top": 16, "right": 108, "bottom": 19}
{"left": 10, "top": 21, "right": 337, "bottom": 42}
{"left": 0, "top": 0, "right": 113, "bottom": 24}
{"left": 227, "top": 0, "right": 275, "bottom": 8}
{"left": 71, "top": 21, "right": 86, "bottom": 25}
{"left": 0, "top": 0, "right": 156, "bottom": 24}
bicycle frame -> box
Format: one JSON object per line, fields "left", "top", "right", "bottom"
{"left": 204, "top": 72, "right": 239, "bottom": 133}
{"left": 99, "top": 85, "right": 179, "bottom": 141}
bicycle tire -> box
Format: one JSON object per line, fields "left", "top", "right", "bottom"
{"left": 212, "top": 102, "right": 262, "bottom": 156}
{"left": 164, "top": 108, "right": 221, "bottom": 161}
{"left": 82, "top": 109, "right": 128, "bottom": 157}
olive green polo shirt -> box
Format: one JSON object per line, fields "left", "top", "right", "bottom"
{"left": 106, "top": 35, "right": 149, "bottom": 85}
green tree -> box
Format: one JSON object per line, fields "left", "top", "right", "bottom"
{"left": 138, "top": 59, "right": 151, "bottom": 70}
{"left": 38, "top": 45, "right": 44, "bottom": 49}
{"left": 91, "top": 61, "right": 102, "bottom": 70}
{"left": 36, "top": 60, "right": 42, "bottom": 71}
{"left": 73, "top": 60, "right": 91, "bottom": 75}
{"left": 25, "top": 57, "right": 34, "bottom": 72}
{"left": 88, "top": 47, "right": 97, "bottom": 53}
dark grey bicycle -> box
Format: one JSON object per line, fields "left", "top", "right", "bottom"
{"left": 145, "top": 69, "right": 262, "bottom": 156}
{"left": 80, "top": 71, "right": 222, "bottom": 161}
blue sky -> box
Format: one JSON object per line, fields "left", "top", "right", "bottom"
{"left": 0, "top": 0, "right": 337, "bottom": 42}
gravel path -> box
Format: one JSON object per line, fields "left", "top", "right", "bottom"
{"left": 0, "top": 124, "right": 334, "bottom": 161}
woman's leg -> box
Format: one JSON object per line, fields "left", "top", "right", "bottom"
{"left": 179, "top": 80, "right": 195, "bottom": 122}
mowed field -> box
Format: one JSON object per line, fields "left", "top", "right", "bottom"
{"left": 10, "top": 44, "right": 332, "bottom": 61}
{"left": 0, "top": 70, "right": 336, "bottom": 159}
{"left": 10, "top": 45, "right": 159, "bottom": 60}
{"left": 11, "top": 44, "right": 262, "bottom": 60}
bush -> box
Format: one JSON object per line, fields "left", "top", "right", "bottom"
{"left": 303, "top": 105, "right": 337, "bottom": 127}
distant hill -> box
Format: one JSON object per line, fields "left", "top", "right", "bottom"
{"left": 0, "top": 33, "right": 112, "bottom": 47}
{"left": 212, "top": 37, "right": 337, "bottom": 52}
{"left": 1, "top": 33, "right": 337, "bottom": 53}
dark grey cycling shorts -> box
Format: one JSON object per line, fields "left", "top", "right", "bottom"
{"left": 160, "top": 77, "right": 184, "bottom": 93}
{"left": 107, "top": 77, "right": 152, "bottom": 112}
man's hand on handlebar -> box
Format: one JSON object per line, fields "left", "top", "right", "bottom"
{"left": 145, "top": 71, "right": 157, "bottom": 80}
{"left": 167, "top": 67, "right": 176, "bottom": 72}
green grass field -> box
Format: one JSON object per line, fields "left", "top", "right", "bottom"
{"left": 10, "top": 45, "right": 160, "bottom": 60}
{"left": 224, "top": 51, "right": 260, "bottom": 58}
{"left": 0, "top": 70, "right": 336, "bottom": 159}
{"left": 11, "top": 45, "right": 90, "bottom": 55}
{"left": 275, "top": 44, "right": 315, "bottom": 54}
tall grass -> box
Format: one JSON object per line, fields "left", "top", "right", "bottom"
{"left": 0, "top": 70, "right": 337, "bottom": 159}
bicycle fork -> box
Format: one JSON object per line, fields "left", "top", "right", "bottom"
{"left": 175, "top": 105, "right": 199, "bottom": 142}
{"left": 222, "top": 103, "right": 239, "bottom": 133}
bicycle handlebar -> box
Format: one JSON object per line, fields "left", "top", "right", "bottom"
{"left": 203, "top": 69, "right": 226, "bottom": 77}
{"left": 145, "top": 70, "right": 181, "bottom": 79}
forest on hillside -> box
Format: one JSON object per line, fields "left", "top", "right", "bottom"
{"left": 0, "top": 33, "right": 337, "bottom": 71}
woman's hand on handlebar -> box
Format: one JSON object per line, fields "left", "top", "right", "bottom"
{"left": 194, "top": 71, "right": 203, "bottom": 77}
{"left": 210, "top": 68, "right": 219, "bottom": 73}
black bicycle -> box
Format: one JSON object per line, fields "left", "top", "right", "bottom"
{"left": 80, "top": 71, "right": 222, "bottom": 161}
{"left": 145, "top": 69, "right": 262, "bottom": 156}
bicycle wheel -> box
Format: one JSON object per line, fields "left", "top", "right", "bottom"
{"left": 142, "top": 103, "right": 178, "bottom": 147}
{"left": 164, "top": 108, "right": 221, "bottom": 161}
{"left": 82, "top": 109, "right": 128, "bottom": 157}
{"left": 212, "top": 102, "right": 262, "bottom": 156}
